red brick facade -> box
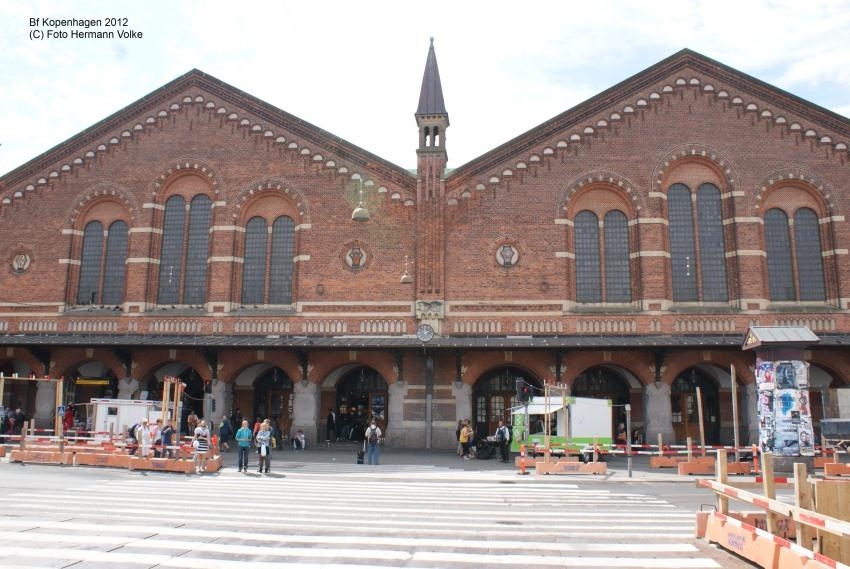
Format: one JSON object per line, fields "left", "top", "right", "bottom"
{"left": 1, "top": 48, "right": 849, "bottom": 448}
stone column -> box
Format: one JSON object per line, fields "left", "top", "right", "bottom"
{"left": 292, "top": 380, "right": 319, "bottom": 445}
{"left": 452, "top": 381, "right": 472, "bottom": 423}
{"left": 386, "top": 381, "right": 409, "bottom": 446}
{"left": 116, "top": 377, "right": 139, "bottom": 399}
{"left": 211, "top": 379, "right": 232, "bottom": 425}
{"left": 744, "top": 382, "right": 758, "bottom": 446}
{"left": 33, "top": 380, "right": 56, "bottom": 430}
{"left": 643, "top": 381, "right": 674, "bottom": 443}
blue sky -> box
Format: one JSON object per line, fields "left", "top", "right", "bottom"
{"left": 1, "top": 0, "right": 849, "bottom": 176}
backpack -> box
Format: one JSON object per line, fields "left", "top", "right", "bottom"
{"left": 128, "top": 423, "right": 139, "bottom": 441}
{"left": 367, "top": 427, "right": 379, "bottom": 445}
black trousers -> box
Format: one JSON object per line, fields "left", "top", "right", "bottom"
{"left": 499, "top": 440, "right": 510, "bottom": 462}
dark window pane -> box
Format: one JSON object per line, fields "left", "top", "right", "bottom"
{"left": 669, "top": 184, "right": 698, "bottom": 301}
{"left": 604, "top": 210, "right": 631, "bottom": 302}
{"left": 764, "top": 208, "right": 795, "bottom": 301}
{"left": 77, "top": 221, "right": 104, "bottom": 304}
{"left": 242, "top": 217, "right": 268, "bottom": 305}
{"left": 269, "top": 216, "right": 296, "bottom": 304}
{"left": 102, "top": 221, "right": 128, "bottom": 305}
{"left": 575, "top": 211, "right": 601, "bottom": 303}
{"left": 697, "top": 184, "right": 728, "bottom": 301}
{"left": 184, "top": 194, "right": 211, "bottom": 305}
{"left": 157, "top": 195, "right": 185, "bottom": 304}
{"left": 794, "top": 208, "right": 825, "bottom": 301}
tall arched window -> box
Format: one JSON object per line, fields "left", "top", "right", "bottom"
{"left": 269, "top": 215, "right": 296, "bottom": 304}
{"left": 794, "top": 209, "right": 825, "bottom": 301}
{"left": 668, "top": 182, "right": 728, "bottom": 302}
{"left": 102, "top": 221, "right": 128, "bottom": 305}
{"left": 241, "top": 215, "right": 296, "bottom": 305}
{"left": 765, "top": 207, "right": 825, "bottom": 302}
{"left": 157, "top": 194, "right": 211, "bottom": 305}
{"left": 575, "top": 211, "right": 601, "bottom": 303}
{"left": 604, "top": 210, "right": 631, "bottom": 303}
{"left": 77, "top": 221, "right": 104, "bottom": 305}
{"left": 77, "top": 220, "right": 128, "bottom": 305}
{"left": 242, "top": 217, "right": 268, "bottom": 305}
{"left": 574, "top": 209, "right": 631, "bottom": 303}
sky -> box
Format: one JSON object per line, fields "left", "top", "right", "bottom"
{"left": 1, "top": 0, "right": 850, "bottom": 177}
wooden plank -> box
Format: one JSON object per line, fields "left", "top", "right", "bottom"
{"left": 717, "top": 449, "right": 729, "bottom": 515}
{"left": 815, "top": 480, "right": 850, "bottom": 564}
{"left": 762, "top": 453, "right": 778, "bottom": 534}
{"left": 794, "top": 462, "right": 816, "bottom": 552}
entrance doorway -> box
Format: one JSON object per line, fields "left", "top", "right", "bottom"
{"left": 253, "top": 368, "right": 293, "bottom": 439}
{"left": 572, "top": 366, "right": 630, "bottom": 441}
{"left": 671, "top": 368, "right": 720, "bottom": 445}
{"left": 334, "top": 367, "right": 387, "bottom": 442}
{"left": 472, "top": 367, "right": 540, "bottom": 440}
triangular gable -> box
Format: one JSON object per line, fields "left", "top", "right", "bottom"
{"left": 447, "top": 48, "right": 850, "bottom": 185}
{"left": 1, "top": 69, "right": 415, "bottom": 194}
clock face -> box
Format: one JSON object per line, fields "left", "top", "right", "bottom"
{"left": 416, "top": 324, "right": 434, "bottom": 342}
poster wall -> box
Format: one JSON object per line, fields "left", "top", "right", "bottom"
{"left": 755, "top": 358, "right": 814, "bottom": 456}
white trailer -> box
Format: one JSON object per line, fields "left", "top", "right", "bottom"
{"left": 86, "top": 398, "right": 179, "bottom": 442}
{"left": 511, "top": 396, "right": 612, "bottom": 450}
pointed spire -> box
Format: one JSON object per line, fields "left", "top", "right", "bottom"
{"left": 416, "top": 37, "right": 447, "bottom": 116}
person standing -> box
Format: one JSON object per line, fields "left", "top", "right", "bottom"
{"left": 193, "top": 419, "right": 211, "bottom": 473}
{"left": 138, "top": 418, "right": 152, "bottom": 458}
{"left": 218, "top": 415, "right": 232, "bottom": 451}
{"left": 326, "top": 408, "right": 338, "bottom": 442}
{"left": 235, "top": 419, "right": 253, "bottom": 473}
{"left": 459, "top": 420, "right": 473, "bottom": 459}
{"left": 186, "top": 410, "right": 199, "bottom": 437}
{"left": 496, "top": 420, "right": 511, "bottom": 463}
{"left": 364, "top": 420, "right": 382, "bottom": 465}
{"left": 150, "top": 419, "right": 162, "bottom": 458}
{"left": 255, "top": 421, "right": 272, "bottom": 473}
{"left": 160, "top": 419, "right": 175, "bottom": 459}
{"left": 455, "top": 420, "right": 464, "bottom": 456}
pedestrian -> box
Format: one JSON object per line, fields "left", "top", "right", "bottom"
{"left": 186, "top": 410, "right": 199, "bottom": 436}
{"left": 193, "top": 419, "right": 211, "bottom": 473}
{"left": 218, "top": 415, "right": 231, "bottom": 451}
{"left": 235, "top": 419, "right": 253, "bottom": 473}
{"left": 137, "top": 418, "right": 153, "bottom": 457}
{"left": 253, "top": 417, "right": 263, "bottom": 437}
{"left": 160, "top": 419, "right": 175, "bottom": 458}
{"left": 255, "top": 421, "right": 272, "bottom": 473}
{"left": 292, "top": 429, "right": 306, "bottom": 450}
{"left": 364, "top": 420, "right": 382, "bottom": 465}
{"left": 151, "top": 418, "right": 162, "bottom": 458}
{"left": 326, "top": 407, "right": 338, "bottom": 442}
{"left": 496, "top": 420, "right": 511, "bottom": 463}
{"left": 455, "top": 420, "right": 463, "bottom": 456}
{"left": 62, "top": 406, "right": 74, "bottom": 433}
{"left": 459, "top": 420, "right": 473, "bottom": 459}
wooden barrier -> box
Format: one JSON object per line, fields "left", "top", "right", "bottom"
{"left": 824, "top": 463, "right": 850, "bottom": 477}
{"left": 677, "top": 456, "right": 715, "bottom": 475}
{"left": 698, "top": 450, "right": 850, "bottom": 568}
{"left": 535, "top": 460, "right": 607, "bottom": 475}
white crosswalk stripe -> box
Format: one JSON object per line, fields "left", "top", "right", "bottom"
{"left": 0, "top": 466, "right": 724, "bottom": 568}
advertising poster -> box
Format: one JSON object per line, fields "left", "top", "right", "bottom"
{"left": 755, "top": 359, "right": 775, "bottom": 391}
{"left": 756, "top": 360, "right": 812, "bottom": 456}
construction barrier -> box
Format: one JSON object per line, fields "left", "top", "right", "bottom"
{"left": 698, "top": 450, "right": 850, "bottom": 568}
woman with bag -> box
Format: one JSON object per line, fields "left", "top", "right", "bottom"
{"left": 255, "top": 421, "right": 272, "bottom": 473}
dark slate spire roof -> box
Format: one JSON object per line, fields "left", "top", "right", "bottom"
{"left": 416, "top": 38, "right": 447, "bottom": 115}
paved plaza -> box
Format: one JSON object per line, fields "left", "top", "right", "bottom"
{"left": 0, "top": 444, "right": 760, "bottom": 568}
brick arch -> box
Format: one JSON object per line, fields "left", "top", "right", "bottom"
{"left": 52, "top": 352, "right": 125, "bottom": 382}
{"left": 753, "top": 168, "right": 838, "bottom": 218}
{"left": 0, "top": 353, "right": 45, "bottom": 376}
{"left": 134, "top": 354, "right": 211, "bottom": 385}
{"left": 232, "top": 178, "right": 312, "bottom": 226}
{"left": 566, "top": 361, "right": 648, "bottom": 389}
{"left": 220, "top": 355, "right": 301, "bottom": 386}
{"left": 652, "top": 144, "right": 738, "bottom": 198}
{"left": 463, "top": 357, "right": 548, "bottom": 389}
{"left": 67, "top": 182, "right": 138, "bottom": 230}
{"left": 312, "top": 352, "right": 397, "bottom": 386}
{"left": 558, "top": 170, "right": 646, "bottom": 220}
{"left": 150, "top": 158, "right": 224, "bottom": 203}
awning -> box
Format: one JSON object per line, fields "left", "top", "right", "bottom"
{"left": 511, "top": 396, "right": 569, "bottom": 415}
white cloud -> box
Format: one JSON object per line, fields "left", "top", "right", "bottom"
{"left": 1, "top": 0, "right": 849, "bottom": 178}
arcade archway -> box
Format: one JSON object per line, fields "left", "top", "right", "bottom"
{"left": 572, "top": 366, "right": 631, "bottom": 440}
{"left": 472, "top": 367, "right": 541, "bottom": 440}
{"left": 328, "top": 366, "right": 388, "bottom": 442}
{"left": 671, "top": 367, "right": 720, "bottom": 445}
